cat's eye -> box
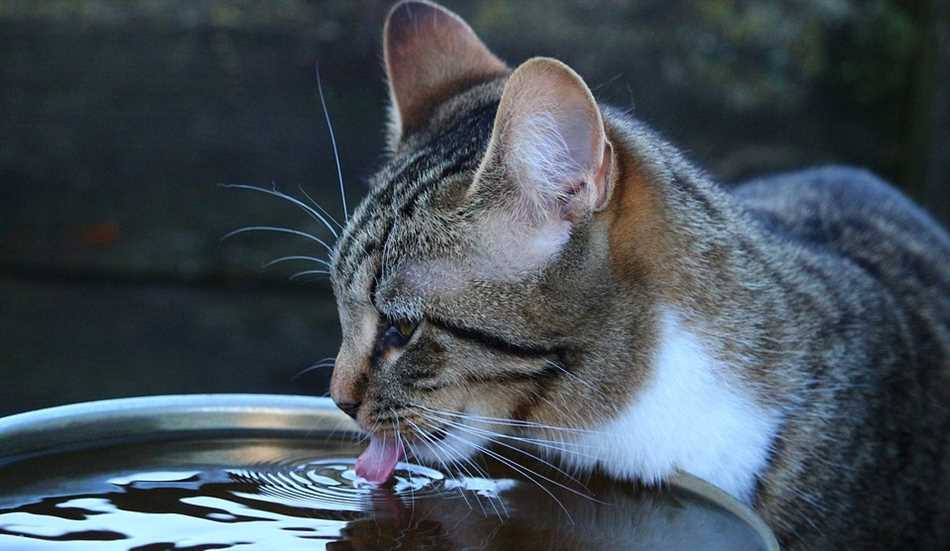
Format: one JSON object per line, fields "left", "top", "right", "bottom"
{"left": 379, "top": 318, "right": 419, "bottom": 350}
{"left": 396, "top": 320, "right": 416, "bottom": 339}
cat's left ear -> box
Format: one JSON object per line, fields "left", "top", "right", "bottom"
{"left": 383, "top": 1, "right": 508, "bottom": 148}
{"left": 465, "top": 58, "right": 614, "bottom": 277}
{"left": 476, "top": 57, "right": 614, "bottom": 223}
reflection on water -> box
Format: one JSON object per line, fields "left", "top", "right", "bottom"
{"left": 0, "top": 438, "right": 768, "bottom": 550}
{"left": 232, "top": 456, "right": 458, "bottom": 513}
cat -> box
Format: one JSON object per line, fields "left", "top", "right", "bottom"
{"left": 326, "top": 1, "right": 950, "bottom": 548}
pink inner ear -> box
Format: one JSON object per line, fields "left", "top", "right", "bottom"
{"left": 558, "top": 107, "right": 597, "bottom": 171}
{"left": 492, "top": 59, "right": 607, "bottom": 220}
{"left": 464, "top": 59, "right": 610, "bottom": 276}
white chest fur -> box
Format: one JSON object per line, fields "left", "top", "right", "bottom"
{"left": 565, "top": 308, "right": 781, "bottom": 503}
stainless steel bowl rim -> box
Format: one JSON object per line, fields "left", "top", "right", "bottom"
{"left": 0, "top": 393, "right": 779, "bottom": 550}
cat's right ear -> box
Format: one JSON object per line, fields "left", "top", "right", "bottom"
{"left": 383, "top": 0, "right": 508, "bottom": 150}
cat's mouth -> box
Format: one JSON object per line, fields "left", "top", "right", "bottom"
{"left": 353, "top": 427, "right": 436, "bottom": 484}
{"left": 355, "top": 418, "right": 484, "bottom": 484}
{"left": 355, "top": 433, "right": 404, "bottom": 483}
{"left": 353, "top": 421, "right": 439, "bottom": 483}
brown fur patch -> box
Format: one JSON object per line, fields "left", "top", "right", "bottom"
{"left": 604, "top": 130, "right": 667, "bottom": 286}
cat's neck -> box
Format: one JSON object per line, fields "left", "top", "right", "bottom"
{"left": 604, "top": 115, "right": 804, "bottom": 397}
{"left": 565, "top": 305, "right": 783, "bottom": 502}
{"left": 563, "top": 115, "right": 811, "bottom": 500}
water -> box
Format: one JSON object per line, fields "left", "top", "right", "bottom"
{"left": 0, "top": 437, "right": 769, "bottom": 550}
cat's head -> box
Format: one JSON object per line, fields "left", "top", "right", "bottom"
{"left": 329, "top": 0, "right": 658, "bottom": 460}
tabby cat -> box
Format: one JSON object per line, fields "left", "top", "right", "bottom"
{"left": 327, "top": 1, "right": 950, "bottom": 548}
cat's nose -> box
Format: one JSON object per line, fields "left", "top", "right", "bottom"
{"left": 330, "top": 348, "right": 369, "bottom": 422}
{"left": 335, "top": 399, "right": 361, "bottom": 420}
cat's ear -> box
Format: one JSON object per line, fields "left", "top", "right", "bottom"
{"left": 383, "top": 0, "right": 508, "bottom": 147}
{"left": 466, "top": 58, "right": 613, "bottom": 277}
{"left": 477, "top": 57, "right": 613, "bottom": 221}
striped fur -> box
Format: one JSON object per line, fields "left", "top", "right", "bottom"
{"left": 328, "top": 2, "right": 950, "bottom": 549}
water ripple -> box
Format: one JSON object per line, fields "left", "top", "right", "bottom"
{"left": 229, "top": 456, "right": 483, "bottom": 512}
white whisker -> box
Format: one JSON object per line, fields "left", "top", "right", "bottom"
{"left": 432, "top": 415, "right": 600, "bottom": 499}
{"left": 221, "top": 225, "right": 334, "bottom": 254}
{"left": 404, "top": 418, "right": 474, "bottom": 512}
{"left": 433, "top": 414, "right": 596, "bottom": 459}
{"left": 298, "top": 184, "right": 344, "bottom": 230}
{"left": 291, "top": 361, "right": 336, "bottom": 380}
{"left": 263, "top": 255, "right": 332, "bottom": 269}
{"left": 314, "top": 63, "right": 348, "bottom": 223}
{"left": 417, "top": 405, "right": 599, "bottom": 435}
{"left": 219, "top": 183, "right": 339, "bottom": 239}
{"left": 288, "top": 269, "right": 331, "bottom": 281}
{"left": 392, "top": 410, "right": 415, "bottom": 518}
{"left": 413, "top": 417, "right": 505, "bottom": 519}
{"left": 423, "top": 409, "right": 591, "bottom": 452}
{"left": 544, "top": 359, "right": 608, "bottom": 399}
{"left": 437, "top": 423, "right": 574, "bottom": 523}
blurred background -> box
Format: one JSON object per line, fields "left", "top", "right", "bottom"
{"left": 1, "top": 0, "right": 947, "bottom": 416}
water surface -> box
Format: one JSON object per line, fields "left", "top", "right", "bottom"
{"left": 0, "top": 437, "right": 768, "bottom": 550}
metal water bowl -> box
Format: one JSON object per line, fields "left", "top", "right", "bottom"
{"left": 0, "top": 394, "right": 780, "bottom": 550}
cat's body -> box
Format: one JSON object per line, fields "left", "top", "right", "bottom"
{"left": 732, "top": 166, "right": 950, "bottom": 548}
{"left": 328, "top": 2, "right": 950, "bottom": 549}
{"left": 589, "top": 114, "right": 950, "bottom": 547}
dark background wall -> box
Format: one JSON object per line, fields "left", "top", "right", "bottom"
{"left": 2, "top": 0, "right": 947, "bottom": 416}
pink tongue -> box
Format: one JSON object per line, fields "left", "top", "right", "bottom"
{"left": 355, "top": 435, "right": 403, "bottom": 484}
